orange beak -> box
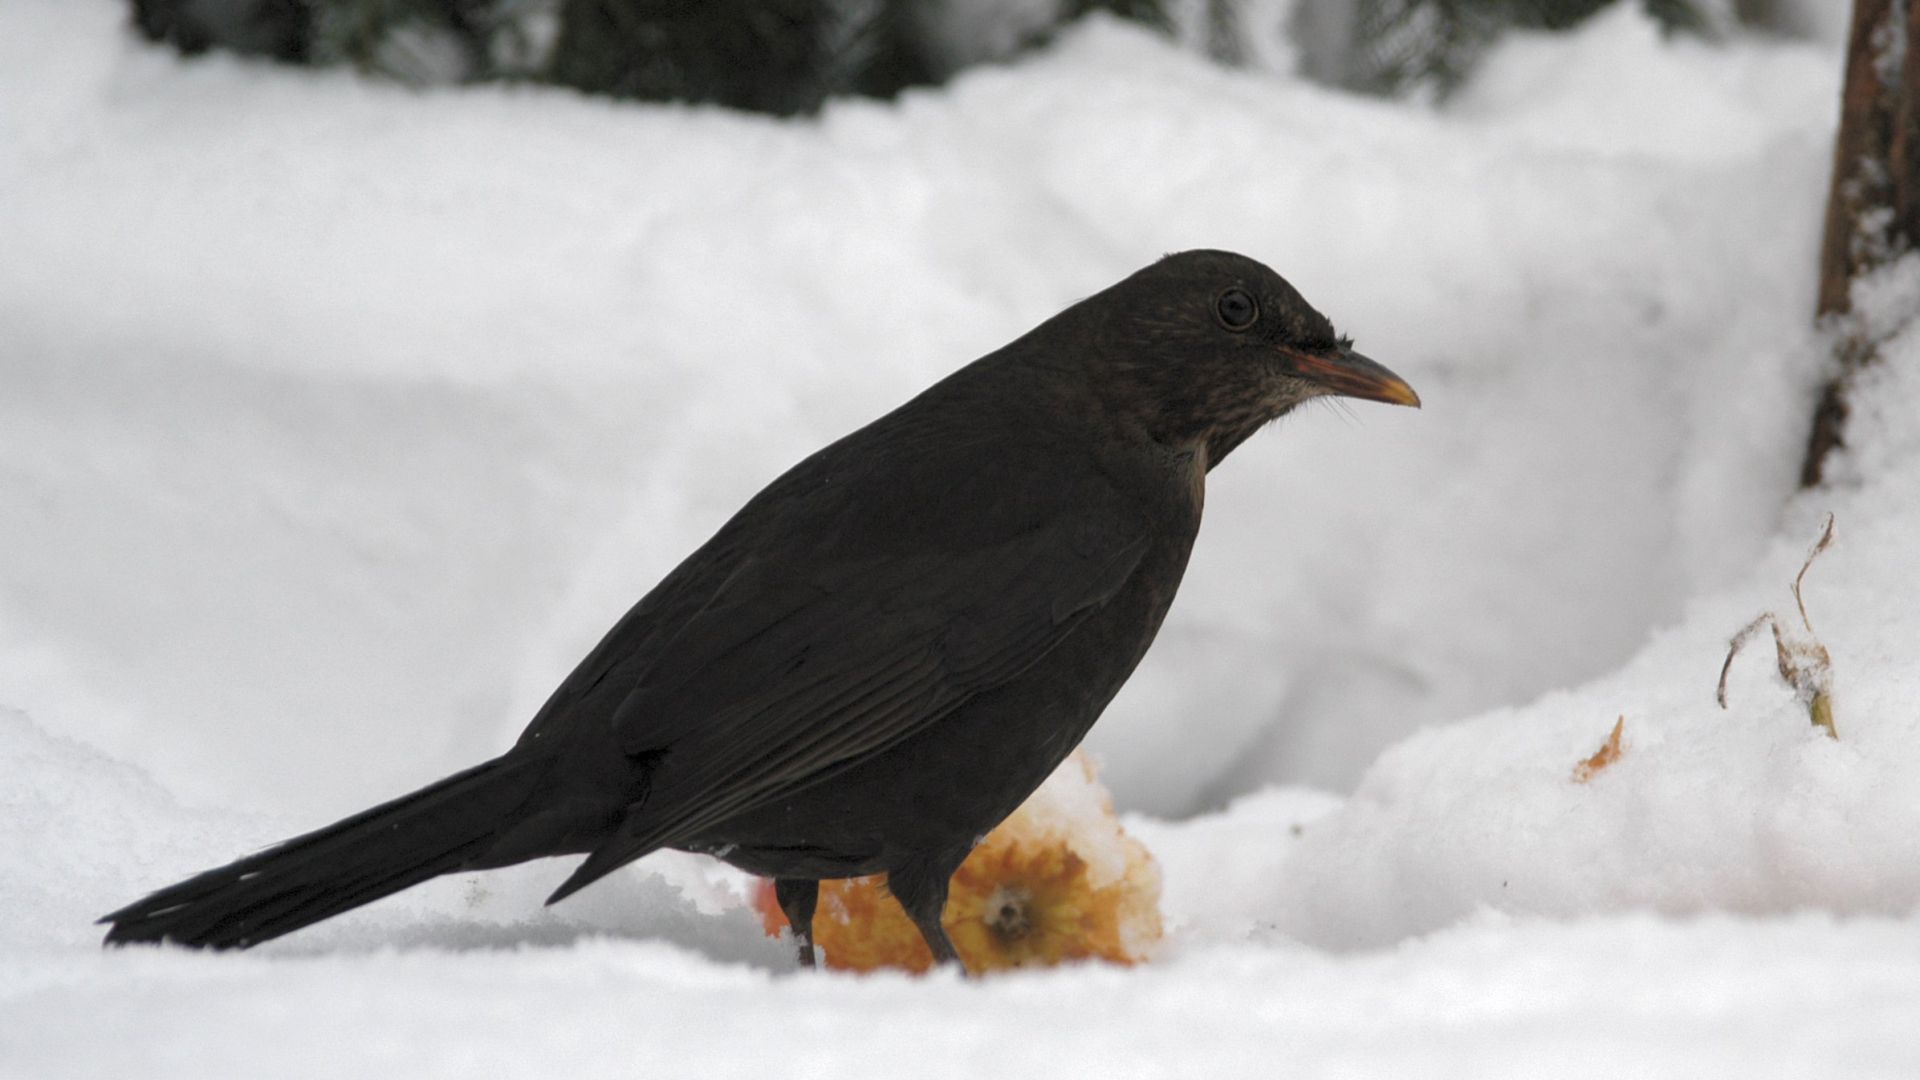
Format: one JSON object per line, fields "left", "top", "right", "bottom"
{"left": 1282, "top": 344, "right": 1421, "bottom": 408}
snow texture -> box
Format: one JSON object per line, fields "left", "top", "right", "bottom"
{"left": 4, "top": 1, "right": 1919, "bottom": 1076}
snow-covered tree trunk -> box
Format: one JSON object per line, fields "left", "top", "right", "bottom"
{"left": 1803, "top": 0, "right": 1920, "bottom": 486}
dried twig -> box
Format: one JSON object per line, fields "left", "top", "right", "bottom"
{"left": 1716, "top": 515, "right": 1838, "bottom": 738}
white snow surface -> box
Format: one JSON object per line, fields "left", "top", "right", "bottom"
{"left": 6, "top": 2, "right": 1920, "bottom": 1076}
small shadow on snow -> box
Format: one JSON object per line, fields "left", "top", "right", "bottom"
{"left": 256, "top": 865, "right": 794, "bottom": 972}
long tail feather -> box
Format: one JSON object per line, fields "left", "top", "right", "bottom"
{"left": 99, "top": 754, "right": 546, "bottom": 949}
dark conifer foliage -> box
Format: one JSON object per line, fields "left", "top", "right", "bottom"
{"left": 131, "top": 0, "right": 315, "bottom": 62}
{"left": 550, "top": 0, "right": 846, "bottom": 114}
{"left": 122, "top": 0, "right": 1761, "bottom": 115}
{"left": 1343, "top": 0, "right": 1722, "bottom": 97}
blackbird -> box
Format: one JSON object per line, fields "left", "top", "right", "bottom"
{"left": 99, "top": 250, "right": 1417, "bottom": 968}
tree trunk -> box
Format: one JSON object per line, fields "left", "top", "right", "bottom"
{"left": 1802, "top": 0, "right": 1920, "bottom": 487}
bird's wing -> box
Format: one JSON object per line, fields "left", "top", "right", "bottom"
{"left": 545, "top": 453, "right": 1153, "bottom": 901}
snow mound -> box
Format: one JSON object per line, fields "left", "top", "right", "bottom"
{"left": 1275, "top": 276, "right": 1920, "bottom": 948}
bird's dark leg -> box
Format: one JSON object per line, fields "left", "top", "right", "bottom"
{"left": 886, "top": 858, "right": 966, "bottom": 973}
{"left": 773, "top": 877, "right": 820, "bottom": 969}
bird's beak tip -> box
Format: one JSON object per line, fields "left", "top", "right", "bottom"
{"left": 1285, "top": 344, "right": 1422, "bottom": 410}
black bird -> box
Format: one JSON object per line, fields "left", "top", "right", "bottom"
{"left": 99, "top": 250, "right": 1418, "bottom": 967}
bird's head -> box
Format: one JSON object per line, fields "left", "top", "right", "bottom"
{"left": 1068, "top": 249, "right": 1419, "bottom": 468}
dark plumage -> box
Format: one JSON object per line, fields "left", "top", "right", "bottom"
{"left": 99, "top": 250, "right": 1418, "bottom": 968}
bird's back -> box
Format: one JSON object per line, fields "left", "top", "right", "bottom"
{"left": 515, "top": 335, "right": 1210, "bottom": 888}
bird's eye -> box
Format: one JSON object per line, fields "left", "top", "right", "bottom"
{"left": 1215, "top": 287, "right": 1258, "bottom": 331}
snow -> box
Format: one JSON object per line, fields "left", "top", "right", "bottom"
{"left": 5, "top": 1, "right": 1920, "bottom": 1076}
{"left": 11, "top": 916, "right": 1920, "bottom": 1079}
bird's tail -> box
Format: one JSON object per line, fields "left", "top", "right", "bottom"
{"left": 99, "top": 754, "right": 547, "bottom": 949}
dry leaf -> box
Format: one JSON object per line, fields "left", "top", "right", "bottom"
{"left": 1572, "top": 716, "right": 1626, "bottom": 782}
